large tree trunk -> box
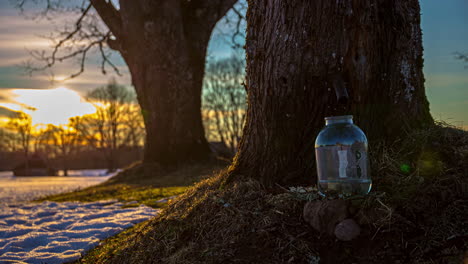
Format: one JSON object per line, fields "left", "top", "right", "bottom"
{"left": 231, "top": 0, "right": 433, "bottom": 186}
{"left": 103, "top": 0, "right": 236, "bottom": 167}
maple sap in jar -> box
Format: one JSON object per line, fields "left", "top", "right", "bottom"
{"left": 315, "top": 115, "right": 371, "bottom": 196}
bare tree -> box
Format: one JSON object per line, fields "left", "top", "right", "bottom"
{"left": 121, "top": 103, "right": 145, "bottom": 149}
{"left": 6, "top": 112, "right": 34, "bottom": 169}
{"left": 203, "top": 53, "right": 246, "bottom": 153}
{"left": 15, "top": 0, "right": 238, "bottom": 169}
{"left": 70, "top": 79, "right": 135, "bottom": 172}
{"left": 40, "top": 124, "right": 80, "bottom": 176}
{"left": 0, "top": 128, "right": 17, "bottom": 152}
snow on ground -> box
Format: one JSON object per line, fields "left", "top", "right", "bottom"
{"left": 57, "top": 169, "right": 120, "bottom": 177}
{"left": 0, "top": 200, "right": 159, "bottom": 264}
{"left": 0, "top": 170, "right": 160, "bottom": 264}
{"left": 0, "top": 170, "right": 118, "bottom": 204}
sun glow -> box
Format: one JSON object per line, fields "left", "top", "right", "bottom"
{"left": 1, "top": 87, "right": 96, "bottom": 126}
{"left": 53, "top": 75, "right": 67, "bottom": 82}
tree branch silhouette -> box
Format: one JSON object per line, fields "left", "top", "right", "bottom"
{"left": 17, "top": 0, "right": 122, "bottom": 81}
{"left": 454, "top": 52, "right": 468, "bottom": 68}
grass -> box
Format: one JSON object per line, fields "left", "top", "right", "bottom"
{"left": 38, "top": 184, "right": 188, "bottom": 208}
{"left": 52, "top": 123, "right": 467, "bottom": 263}
{"left": 75, "top": 221, "right": 152, "bottom": 264}
{"left": 36, "top": 159, "right": 228, "bottom": 264}
{"left": 87, "top": 123, "right": 467, "bottom": 263}
{"left": 39, "top": 159, "right": 228, "bottom": 208}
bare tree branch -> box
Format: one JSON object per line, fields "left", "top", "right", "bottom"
{"left": 14, "top": 0, "right": 90, "bottom": 20}
{"left": 183, "top": 0, "right": 239, "bottom": 33}
{"left": 89, "top": 0, "right": 122, "bottom": 39}
{"left": 17, "top": 0, "right": 240, "bottom": 84}
{"left": 25, "top": 30, "right": 120, "bottom": 81}
{"left": 209, "top": 0, "right": 239, "bottom": 23}
{"left": 12, "top": 0, "right": 124, "bottom": 81}
{"left": 99, "top": 35, "right": 121, "bottom": 75}
{"left": 454, "top": 52, "right": 468, "bottom": 69}
{"left": 42, "top": 4, "right": 92, "bottom": 68}
{"left": 214, "top": 0, "right": 246, "bottom": 50}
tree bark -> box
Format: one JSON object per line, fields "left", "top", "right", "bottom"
{"left": 231, "top": 0, "right": 433, "bottom": 186}
{"left": 95, "top": 0, "right": 236, "bottom": 167}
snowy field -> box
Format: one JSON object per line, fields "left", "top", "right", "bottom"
{"left": 0, "top": 170, "right": 114, "bottom": 204}
{"left": 0, "top": 170, "right": 160, "bottom": 264}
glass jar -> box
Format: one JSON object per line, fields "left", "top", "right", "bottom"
{"left": 315, "top": 115, "right": 371, "bottom": 196}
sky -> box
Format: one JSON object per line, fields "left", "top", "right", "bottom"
{"left": 0, "top": 0, "right": 466, "bottom": 128}
{"left": 420, "top": 1, "right": 468, "bottom": 129}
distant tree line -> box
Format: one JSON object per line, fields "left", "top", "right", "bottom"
{"left": 202, "top": 52, "right": 246, "bottom": 156}
{"left": 0, "top": 80, "right": 145, "bottom": 174}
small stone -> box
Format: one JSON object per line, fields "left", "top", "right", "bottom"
{"left": 334, "top": 219, "right": 361, "bottom": 241}
{"left": 303, "top": 200, "right": 349, "bottom": 235}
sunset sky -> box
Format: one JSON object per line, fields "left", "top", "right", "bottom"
{"left": 0, "top": 0, "right": 466, "bottom": 128}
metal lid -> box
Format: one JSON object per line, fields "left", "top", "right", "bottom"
{"left": 324, "top": 115, "right": 353, "bottom": 121}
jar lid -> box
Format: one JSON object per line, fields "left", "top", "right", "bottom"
{"left": 324, "top": 115, "right": 353, "bottom": 121}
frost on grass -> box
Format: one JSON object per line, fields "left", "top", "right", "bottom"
{"left": 0, "top": 200, "right": 159, "bottom": 264}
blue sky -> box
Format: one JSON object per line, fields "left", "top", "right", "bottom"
{"left": 0, "top": 0, "right": 466, "bottom": 128}
{"left": 420, "top": 0, "right": 468, "bottom": 128}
